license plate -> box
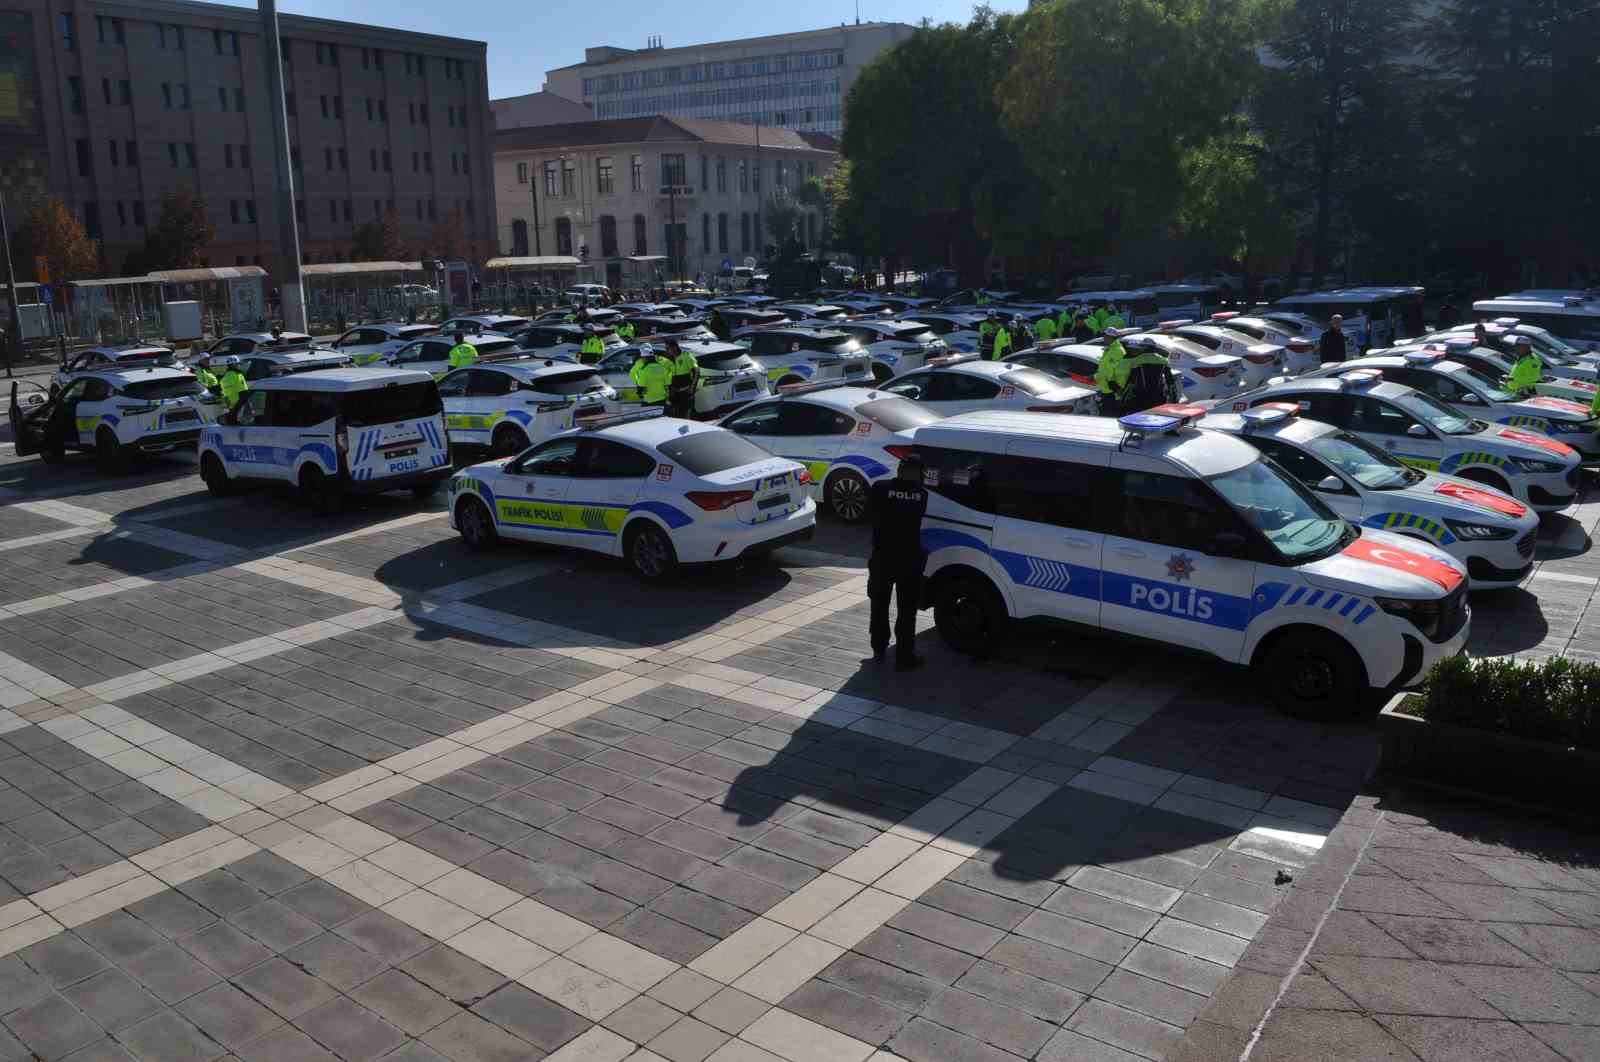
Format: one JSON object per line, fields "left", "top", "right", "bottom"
{"left": 757, "top": 492, "right": 790, "bottom": 510}
{"left": 383, "top": 447, "right": 418, "bottom": 459}
{"left": 735, "top": 380, "right": 758, "bottom": 392}
{"left": 166, "top": 411, "right": 198, "bottom": 423}
{"left": 844, "top": 363, "right": 865, "bottom": 375}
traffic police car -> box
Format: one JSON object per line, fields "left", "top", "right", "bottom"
{"left": 1115, "top": 331, "right": 1246, "bottom": 399}
{"left": 447, "top": 409, "right": 816, "bottom": 580}
{"left": 597, "top": 340, "right": 770, "bottom": 416}
{"left": 626, "top": 315, "right": 716, "bottom": 342}
{"left": 1005, "top": 343, "right": 1190, "bottom": 403}
{"left": 732, "top": 325, "right": 875, "bottom": 388}
{"left": 438, "top": 358, "right": 618, "bottom": 458}
{"left": 328, "top": 323, "right": 439, "bottom": 365}
{"left": 897, "top": 312, "right": 988, "bottom": 355}
{"left": 1305, "top": 350, "right": 1600, "bottom": 462}
{"left": 1420, "top": 337, "right": 1600, "bottom": 407}
{"left": 198, "top": 367, "right": 451, "bottom": 512}
{"left": 439, "top": 314, "right": 531, "bottom": 336}
{"left": 11, "top": 366, "right": 217, "bottom": 471}
{"left": 770, "top": 303, "right": 852, "bottom": 324}
{"left": 53, "top": 344, "right": 177, "bottom": 391}
{"left": 719, "top": 381, "right": 942, "bottom": 522}
{"left": 1229, "top": 375, "right": 1584, "bottom": 511}
{"left": 380, "top": 334, "right": 521, "bottom": 377}
{"left": 1429, "top": 322, "right": 1600, "bottom": 383}
{"left": 203, "top": 331, "right": 313, "bottom": 357}
{"left": 831, "top": 319, "right": 947, "bottom": 382}
{"left": 908, "top": 406, "right": 1471, "bottom": 716}
{"left": 883, "top": 354, "right": 1097, "bottom": 415}
{"left": 509, "top": 323, "right": 625, "bottom": 362}
{"left": 1206, "top": 404, "right": 1540, "bottom": 587}
{"left": 208, "top": 347, "right": 353, "bottom": 381}
{"left": 1166, "top": 322, "right": 1288, "bottom": 387}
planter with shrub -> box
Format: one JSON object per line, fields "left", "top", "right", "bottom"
{"left": 1378, "top": 655, "right": 1600, "bottom": 806}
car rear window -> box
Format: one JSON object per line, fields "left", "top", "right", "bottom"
{"left": 657, "top": 430, "right": 776, "bottom": 475}
{"left": 696, "top": 348, "right": 756, "bottom": 369}
{"left": 895, "top": 327, "right": 937, "bottom": 344}
{"left": 532, "top": 371, "right": 608, "bottom": 396}
{"left": 397, "top": 326, "right": 434, "bottom": 339}
{"left": 857, "top": 397, "right": 942, "bottom": 431}
{"left": 122, "top": 378, "right": 201, "bottom": 400}
{"left": 338, "top": 381, "right": 443, "bottom": 426}
{"left": 803, "top": 336, "right": 864, "bottom": 355}
{"left": 1000, "top": 368, "right": 1067, "bottom": 396}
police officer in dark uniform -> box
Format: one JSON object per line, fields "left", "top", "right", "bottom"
{"left": 867, "top": 456, "right": 929, "bottom": 671}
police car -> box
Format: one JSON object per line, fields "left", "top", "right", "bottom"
{"left": 883, "top": 354, "right": 1097, "bottom": 415}
{"left": 1166, "top": 323, "right": 1287, "bottom": 387}
{"left": 1472, "top": 319, "right": 1600, "bottom": 368}
{"left": 11, "top": 366, "right": 218, "bottom": 471}
{"left": 1229, "top": 375, "right": 1584, "bottom": 511}
{"left": 898, "top": 312, "right": 993, "bottom": 355}
{"left": 627, "top": 315, "right": 716, "bottom": 342}
{"left": 1305, "top": 350, "right": 1600, "bottom": 462}
{"left": 597, "top": 340, "right": 770, "bottom": 416}
{"left": 719, "top": 381, "right": 942, "bottom": 522}
{"left": 831, "top": 319, "right": 947, "bottom": 381}
{"left": 203, "top": 331, "right": 313, "bottom": 357}
{"left": 439, "top": 314, "right": 530, "bottom": 336}
{"left": 1114, "top": 332, "right": 1247, "bottom": 399}
{"left": 733, "top": 326, "right": 875, "bottom": 387}
{"left": 224, "top": 348, "right": 354, "bottom": 381}
{"left": 1206, "top": 404, "right": 1540, "bottom": 588}
{"left": 909, "top": 406, "right": 1471, "bottom": 716}
{"left": 53, "top": 344, "right": 177, "bottom": 391}
{"left": 509, "top": 323, "right": 625, "bottom": 362}
{"left": 1207, "top": 315, "right": 1324, "bottom": 375}
{"left": 447, "top": 409, "right": 816, "bottom": 580}
{"left": 198, "top": 367, "right": 451, "bottom": 513}
{"left": 1420, "top": 337, "right": 1600, "bottom": 407}
{"left": 770, "top": 303, "right": 852, "bottom": 324}
{"left": 1429, "top": 322, "right": 1600, "bottom": 383}
{"left": 1003, "top": 344, "right": 1189, "bottom": 404}
{"left": 328, "top": 323, "right": 438, "bottom": 365}
{"left": 1258, "top": 310, "right": 1326, "bottom": 343}
{"left": 614, "top": 302, "right": 678, "bottom": 316}
{"left": 438, "top": 358, "right": 618, "bottom": 458}
{"left": 379, "top": 334, "right": 522, "bottom": 378}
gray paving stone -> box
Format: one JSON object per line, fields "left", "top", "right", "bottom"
{"left": 233, "top": 958, "right": 339, "bottom": 1020}
{"left": 1015, "top": 909, "right": 1138, "bottom": 967}
{"left": 649, "top": 970, "right": 722, "bottom": 1013}
{"left": 117, "top": 1010, "right": 225, "bottom": 1062}
{"left": 887, "top": 903, "right": 1006, "bottom": 957}
{"left": 284, "top": 934, "right": 390, "bottom": 993}
{"left": 613, "top": 908, "right": 718, "bottom": 963}
{"left": 76, "top": 912, "right": 166, "bottom": 963}
{"left": 277, "top": 880, "right": 369, "bottom": 929}
{"left": 954, "top": 959, "right": 1083, "bottom": 1023}
{"left": 59, "top": 1040, "right": 137, "bottom": 1062}
{"left": 1067, "top": 998, "right": 1185, "bottom": 1061}
{"left": 1121, "top": 942, "right": 1231, "bottom": 997}
{"left": 3, "top": 991, "right": 107, "bottom": 1060}
{"left": 177, "top": 983, "right": 285, "bottom": 1051}
{"left": 1096, "top": 969, "right": 1209, "bottom": 1029}
{"left": 689, "top": 986, "right": 767, "bottom": 1035}
{"left": 180, "top": 922, "right": 273, "bottom": 978}
{"left": 888, "top": 1016, "right": 1021, "bottom": 1062}
{"left": 602, "top": 996, "right": 682, "bottom": 1043}
{"left": 1037, "top": 1027, "right": 1147, "bottom": 1062}
{"left": 226, "top": 853, "right": 312, "bottom": 897}
{"left": 470, "top": 983, "right": 590, "bottom": 1051}
{"left": 60, "top": 968, "right": 163, "bottom": 1033}
{"left": 232, "top": 1024, "right": 341, "bottom": 1062}
{"left": 0, "top": 954, "right": 53, "bottom": 1017}
{"left": 19, "top": 933, "right": 112, "bottom": 987}
{"left": 294, "top": 997, "right": 408, "bottom": 1062}
{"left": 421, "top": 1011, "right": 540, "bottom": 1062}
{"left": 916, "top": 881, "right": 1033, "bottom": 933}
{"left": 335, "top": 912, "right": 435, "bottom": 965}
{"left": 986, "top": 935, "right": 1114, "bottom": 996}
{"left": 856, "top": 927, "right": 977, "bottom": 987}
{"left": 123, "top": 941, "right": 224, "bottom": 1004}
{"left": 400, "top": 946, "right": 506, "bottom": 1007}
{"left": 229, "top": 901, "right": 324, "bottom": 953}
{"left": 647, "top": 1016, "right": 729, "bottom": 1062}
{"left": 180, "top": 871, "right": 269, "bottom": 918}
{"left": 1044, "top": 886, "right": 1162, "bottom": 939}
{"left": 351, "top": 970, "right": 461, "bottom": 1037}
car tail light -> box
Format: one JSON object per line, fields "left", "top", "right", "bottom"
{"left": 883, "top": 444, "right": 917, "bottom": 460}
{"left": 1026, "top": 404, "right": 1074, "bottom": 413}
{"left": 796, "top": 468, "right": 812, "bottom": 485}
{"left": 686, "top": 489, "right": 753, "bottom": 511}
{"left": 1194, "top": 365, "right": 1229, "bottom": 378}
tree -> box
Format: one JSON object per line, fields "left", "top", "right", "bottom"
{"left": 135, "top": 188, "right": 215, "bottom": 271}
{"left": 998, "top": 0, "right": 1261, "bottom": 266}
{"left": 351, "top": 208, "right": 408, "bottom": 262}
{"left": 1175, "top": 121, "right": 1295, "bottom": 275}
{"left": 423, "top": 210, "right": 472, "bottom": 263}
{"left": 763, "top": 194, "right": 803, "bottom": 247}
{"left": 9, "top": 197, "right": 99, "bottom": 283}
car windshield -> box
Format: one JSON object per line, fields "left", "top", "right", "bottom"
{"left": 1000, "top": 368, "right": 1067, "bottom": 396}
{"left": 695, "top": 349, "right": 756, "bottom": 369}
{"left": 1303, "top": 430, "right": 1420, "bottom": 491}
{"left": 1392, "top": 390, "right": 1477, "bottom": 435}
{"left": 1207, "top": 460, "right": 1353, "bottom": 562}
{"left": 805, "top": 336, "right": 864, "bottom": 356}
{"left": 122, "top": 378, "right": 202, "bottom": 400}
{"left": 339, "top": 382, "right": 442, "bottom": 426}
{"left": 857, "top": 397, "right": 942, "bottom": 431}
{"left": 1449, "top": 364, "right": 1516, "bottom": 402}
{"left": 656, "top": 430, "right": 775, "bottom": 474}
{"left": 894, "top": 327, "right": 937, "bottom": 344}
{"left": 532, "top": 371, "right": 606, "bottom": 396}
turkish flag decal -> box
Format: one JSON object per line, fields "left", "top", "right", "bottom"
{"left": 1433, "top": 481, "right": 1528, "bottom": 517}
{"left": 1342, "top": 537, "right": 1464, "bottom": 591}
{"left": 1523, "top": 397, "right": 1589, "bottom": 413}
{"left": 1495, "top": 427, "right": 1576, "bottom": 457}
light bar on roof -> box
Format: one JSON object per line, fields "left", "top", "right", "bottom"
{"left": 574, "top": 407, "right": 666, "bottom": 429}
{"left": 1239, "top": 403, "right": 1299, "bottom": 428}
{"left": 1403, "top": 350, "right": 1446, "bottom": 363}
{"left": 776, "top": 379, "right": 852, "bottom": 395}
{"left": 1338, "top": 369, "right": 1385, "bottom": 387}
{"left": 1118, "top": 403, "right": 1207, "bottom": 434}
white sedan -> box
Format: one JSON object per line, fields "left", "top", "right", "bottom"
{"left": 881, "top": 354, "right": 1096, "bottom": 414}
{"left": 1169, "top": 324, "right": 1287, "bottom": 387}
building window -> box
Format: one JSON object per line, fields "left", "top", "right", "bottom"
{"left": 235, "top": 87, "right": 244, "bottom": 111}
{"left": 701, "top": 155, "right": 708, "bottom": 190}
{"left": 702, "top": 213, "right": 710, "bottom": 256}
{"left": 424, "top": 151, "right": 432, "bottom": 173}
{"left": 661, "top": 153, "right": 686, "bottom": 188}
{"left": 718, "top": 213, "right": 728, "bottom": 253}
{"left": 184, "top": 142, "right": 196, "bottom": 168}
{"left": 361, "top": 47, "right": 370, "bottom": 70}
{"left": 511, "top": 219, "right": 528, "bottom": 256}
{"left": 320, "top": 95, "right": 328, "bottom": 118}
{"left": 178, "top": 83, "right": 190, "bottom": 109}
{"left": 600, "top": 215, "right": 617, "bottom": 257}
{"left": 370, "top": 148, "right": 377, "bottom": 171}
{"left": 219, "top": 87, "right": 229, "bottom": 111}
{"left": 630, "top": 154, "right": 643, "bottom": 192}
{"left": 126, "top": 140, "right": 137, "bottom": 167}
{"left": 416, "top": 199, "right": 423, "bottom": 220}
{"left": 463, "top": 154, "right": 470, "bottom": 175}
{"left": 751, "top": 159, "right": 761, "bottom": 194}
{"left": 285, "top": 92, "right": 296, "bottom": 116}
{"left": 168, "top": 142, "right": 178, "bottom": 167}
{"left": 378, "top": 100, "right": 387, "bottom": 122}
{"left": 75, "top": 139, "right": 91, "bottom": 177}
{"left": 230, "top": 200, "right": 240, "bottom": 223}
{"left": 330, "top": 200, "right": 338, "bottom": 223}
{"left": 116, "top": 202, "right": 126, "bottom": 226}
{"left": 420, "top": 103, "right": 429, "bottom": 125}
{"left": 162, "top": 83, "right": 172, "bottom": 109}
{"left": 133, "top": 201, "right": 145, "bottom": 226}
{"left": 101, "top": 77, "right": 111, "bottom": 106}
{"left": 633, "top": 214, "right": 647, "bottom": 255}
{"left": 60, "top": 13, "right": 74, "bottom": 51}
{"left": 366, "top": 98, "right": 374, "bottom": 120}
{"left": 596, "top": 157, "right": 614, "bottom": 195}
{"left": 82, "top": 202, "right": 99, "bottom": 239}
{"left": 543, "top": 162, "right": 558, "bottom": 198}
{"left": 119, "top": 80, "right": 131, "bottom": 105}
{"left": 738, "top": 159, "right": 747, "bottom": 193}
{"left": 295, "top": 199, "right": 304, "bottom": 224}
{"left": 375, "top": 50, "right": 384, "bottom": 71}
{"left": 555, "top": 217, "right": 572, "bottom": 256}
{"left": 716, "top": 157, "right": 727, "bottom": 193}
{"left": 427, "top": 198, "right": 436, "bottom": 220}
{"left": 741, "top": 212, "right": 750, "bottom": 253}
{"left": 327, "top": 147, "right": 335, "bottom": 171}
{"left": 412, "top": 151, "right": 418, "bottom": 173}
{"left": 246, "top": 200, "right": 256, "bottom": 222}
{"left": 97, "top": 16, "right": 124, "bottom": 45}
{"left": 241, "top": 145, "right": 251, "bottom": 168}
{"left": 108, "top": 139, "right": 119, "bottom": 166}
{"left": 560, "top": 159, "right": 575, "bottom": 197}
{"left": 67, "top": 77, "right": 83, "bottom": 114}
{"left": 333, "top": 96, "right": 343, "bottom": 119}
{"left": 290, "top": 145, "right": 299, "bottom": 169}
{"left": 339, "top": 148, "right": 348, "bottom": 171}
{"left": 450, "top": 153, "right": 457, "bottom": 174}
{"left": 383, "top": 150, "right": 391, "bottom": 171}
{"left": 225, "top": 144, "right": 234, "bottom": 167}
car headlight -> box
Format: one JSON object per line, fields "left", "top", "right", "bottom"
{"left": 1444, "top": 519, "right": 1515, "bottom": 541}
{"left": 1544, "top": 419, "right": 1592, "bottom": 434}
{"left": 1511, "top": 456, "right": 1564, "bottom": 473}
{"left": 1375, "top": 595, "right": 1442, "bottom": 621}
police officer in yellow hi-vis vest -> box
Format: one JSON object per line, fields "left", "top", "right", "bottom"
{"left": 214, "top": 356, "right": 249, "bottom": 410}
{"left": 1504, "top": 335, "right": 1542, "bottom": 396}
{"left": 1034, "top": 313, "right": 1057, "bottom": 343}
{"left": 664, "top": 338, "right": 699, "bottom": 418}
{"left": 447, "top": 331, "right": 477, "bottom": 370}
{"left": 579, "top": 326, "right": 605, "bottom": 365}
{"left": 616, "top": 320, "right": 636, "bottom": 341}
{"left": 629, "top": 343, "right": 672, "bottom": 408}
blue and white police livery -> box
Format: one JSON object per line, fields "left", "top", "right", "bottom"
{"left": 909, "top": 406, "right": 1471, "bottom": 716}
{"left": 439, "top": 314, "right": 531, "bottom": 336}
{"left": 1005, "top": 343, "right": 1190, "bottom": 404}
{"left": 597, "top": 340, "right": 769, "bottom": 417}
{"left": 447, "top": 409, "right": 816, "bottom": 581}
{"left": 1417, "top": 337, "right": 1600, "bottom": 407}
{"left": 1428, "top": 321, "right": 1600, "bottom": 383}
{"left": 896, "top": 311, "right": 988, "bottom": 355}
{"left": 329, "top": 323, "right": 439, "bottom": 365}
{"left": 198, "top": 367, "right": 451, "bottom": 512}
{"left": 831, "top": 319, "right": 947, "bottom": 382}
{"left": 202, "top": 331, "right": 313, "bottom": 358}
{"left": 883, "top": 354, "right": 1097, "bottom": 415}
{"left": 731, "top": 326, "right": 874, "bottom": 388}
{"left": 12, "top": 366, "right": 217, "bottom": 471}
{"left": 1167, "top": 321, "right": 1287, "bottom": 388}
{"left": 1205, "top": 404, "right": 1540, "bottom": 588}
{"left": 719, "top": 381, "right": 942, "bottom": 522}
{"left": 380, "top": 334, "right": 521, "bottom": 378}
{"left": 53, "top": 344, "right": 176, "bottom": 391}
{"left": 1225, "top": 375, "right": 1584, "bottom": 512}
{"left": 438, "top": 358, "right": 618, "bottom": 458}
{"left": 198, "top": 347, "right": 353, "bottom": 382}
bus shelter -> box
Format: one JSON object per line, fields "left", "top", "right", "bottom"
{"left": 301, "top": 261, "right": 427, "bottom": 330}
{"left": 623, "top": 255, "right": 669, "bottom": 298}
{"left": 67, "top": 276, "right": 165, "bottom": 344}
{"left": 482, "top": 255, "right": 587, "bottom": 313}
{"left": 146, "top": 266, "right": 268, "bottom": 337}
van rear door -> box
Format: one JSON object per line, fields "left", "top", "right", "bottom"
{"left": 340, "top": 381, "right": 450, "bottom": 482}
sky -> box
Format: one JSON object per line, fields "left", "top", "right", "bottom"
{"left": 215, "top": 0, "right": 1017, "bottom": 99}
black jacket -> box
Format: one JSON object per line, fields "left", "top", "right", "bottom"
{"left": 1319, "top": 328, "right": 1347, "bottom": 363}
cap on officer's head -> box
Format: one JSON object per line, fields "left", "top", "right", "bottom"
{"left": 638, "top": 343, "right": 655, "bottom": 357}
{"left": 1330, "top": 314, "right": 1343, "bottom": 324}
{"left": 1515, "top": 334, "right": 1532, "bottom": 347}
{"left": 212, "top": 355, "right": 240, "bottom": 367}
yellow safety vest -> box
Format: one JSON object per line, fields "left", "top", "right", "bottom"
{"left": 629, "top": 357, "right": 672, "bottom": 402}
{"left": 448, "top": 343, "right": 478, "bottom": 369}
{"left": 220, "top": 371, "right": 248, "bottom": 408}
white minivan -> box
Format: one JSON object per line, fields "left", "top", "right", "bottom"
{"left": 198, "top": 368, "right": 452, "bottom": 513}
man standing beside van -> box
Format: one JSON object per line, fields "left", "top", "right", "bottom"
{"left": 1319, "top": 314, "right": 1347, "bottom": 363}
{"left": 868, "top": 456, "right": 928, "bottom": 671}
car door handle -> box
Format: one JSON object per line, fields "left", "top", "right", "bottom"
{"left": 299, "top": 434, "right": 330, "bottom": 439}
{"left": 1113, "top": 547, "right": 1146, "bottom": 558}
{"left": 1062, "top": 537, "right": 1095, "bottom": 550}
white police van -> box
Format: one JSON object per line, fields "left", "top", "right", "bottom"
{"left": 1206, "top": 404, "right": 1539, "bottom": 588}
{"left": 438, "top": 359, "right": 617, "bottom": 458}
{"left": 596, "top": 340, "right": 770, "bottom": 416}
{"left": 911, "top": 406, "right": 1470, "bottom": 716}
{"left": 719, "top": 381, "right": 942, "bottom": 522}
{"left": 447, "top": 409, "right": 816, "bottom": 580}
{"left": 198, "top": 368, "right": 451, "bottom": 513}
{"left": 11, "top": 367, "right": 217, "bottom": 472}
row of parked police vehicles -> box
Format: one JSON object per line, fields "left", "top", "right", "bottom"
{"left": 11, "top": 285, "right": 1600, "bottom": 718}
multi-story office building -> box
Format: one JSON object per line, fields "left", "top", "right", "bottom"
{"left": 1, "top": 0, "right": 495, "bottom": 280}
{"left": 540, "top": 23, "right": 914, "bottom": 138}
{"left": 495, "top": 116, "right": 837, "bottom": 288}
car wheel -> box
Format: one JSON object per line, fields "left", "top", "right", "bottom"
{"left": 491, "top": 423, "right": 528, "bottom": 459}
{"left": 625, "top": 521, "right": 679, "bottom": 581}
{"left": 411, "top": 483, "right": 438, "bottom": 501}
{"left": 1457, "top": 467, "right": 1513, "bottom": 496}
{"left": 200, "top": 453, "right": 233, "bottom": 497}
{"left": 456, "top": 496, "right": 497, "bottom": 550}
{"left": 825, "top": 470, "right": 870, "bottom": 523}
{"left": 299, "top": 465, "right": 343, "bottom": 516}
{"left": 933, "top": 574, "right": 1007, "bottom": 656}
{"left": 1260, "top": 629, "right": 1366, "bottom": 719}
{"left": 95, "top": 429, "right": 129, "bottom": 475}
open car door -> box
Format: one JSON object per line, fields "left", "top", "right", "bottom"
{"left": 9, "top": 381, "right": 55, "bottom": 458}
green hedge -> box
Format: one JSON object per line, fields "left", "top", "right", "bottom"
{"left": 1415, "top": 656, "right": 1600, "bottom": 751}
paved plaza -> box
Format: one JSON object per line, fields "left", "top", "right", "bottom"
{"left": 0, "top": 451, "right": 1596, "bottom": 1062}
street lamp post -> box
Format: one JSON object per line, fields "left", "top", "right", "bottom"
{"left": 259, "top": 0, "right": 306, "bottom": 332}
{"left": 0, "top": 190, "right": 19, "bottom": 377}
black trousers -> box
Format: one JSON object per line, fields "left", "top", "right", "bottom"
{"left": 667, "top": 385, "right": 694, "bottom": 419}
{"left": 868, "top": 561, "right": 923, "bottom": 661}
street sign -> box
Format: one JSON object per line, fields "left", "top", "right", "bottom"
{"left": 34, "top": 257, "right": 49, "bottom": 285}
{"left": 38, "top": 285, "right": 52, "bottom": 304}
{"left": 721, "top": 258, "right": 733, "bottom": 272}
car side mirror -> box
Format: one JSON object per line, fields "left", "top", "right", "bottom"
{"left": 1315, "top": 475, "right": 1344, "bottom": 492}
{"left": 1459, "top": 392, "right": 1482, "bottom": 404}
{"left": 1406, "top": 423, "right": 1430, "bottom": 437}
{"left": 1204, "top": 531, "right": 1248, "bottom": 558}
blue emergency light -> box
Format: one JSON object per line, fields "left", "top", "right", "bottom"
{"left": 1403, "top": 350, "right": 1446, "bottom": 364}
{"left": 1338, "top": 369, "right": 1385, "bottom": 388}
{"left": 1238, "top": 404, "right": 1299, "bottom": 429}
{"left": 1444, "top": 338, "right": 1475, "bottom": 353}
{"left": 1118, "top": 403, "right": 1206, "bottom": 434}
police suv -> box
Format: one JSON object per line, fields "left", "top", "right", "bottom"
{"left": 719, "top": 381, "right": 942, "bottom": 522}
{"left": 439, "top": 314, "right": 530, "bottom": 336}
{"left": 198, "top": 368, "right": 451, "bottom": 512}
{"left": 11, "top": 366, "right": 217, "bottom": 471}
{"left": 1421, "top": 337, "right": 1600, "bottom": 407}
{"left": 832, "top": 319, "right": 948, "bottom": 382}
{"left": 1167, "top": 323, "right": 1287, "bottom": 388}
{"left": 910, "top": 406, "right": 1471, "bottom": 716}
{"left": 1230, "top": 374, "right": 1584, "bottom": 511}
{"left": 733, "top": 326, "right": 874, "bottom": 388}
{"left": 380, "top": 334, "right": 521, "bottom": 378}
{"left": 597, "top": 340, "right": 770, "bottom": 417}
{"left": 1305, "top": 350, "right": 1600, "bottom": 462}
{"left": 438, "top": 359, "right": 617, "bottom": 458}
{"left": 1430, "top": 322, "right": 1600, "bottom": 383}
{"left": 1207, "top": 404, "right": 1539, "bottom": 588}
{"left": 447, "top": 409, "right": 816, "bottom": 580}
{"left": 883, "top": 354, "right": 1097, "bottom": 415}
{"left": 1005, "top": 344, "right": 1189, "bottom": 403}
{"left": 53, "top": 345, "right": 177, "bottom": 391}
{"left": 329, "top": 323, "right": 438, "bottom": 365}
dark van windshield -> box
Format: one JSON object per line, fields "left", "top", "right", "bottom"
{"left": 339, "top": 381, "right": 442, "bottom": 426}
